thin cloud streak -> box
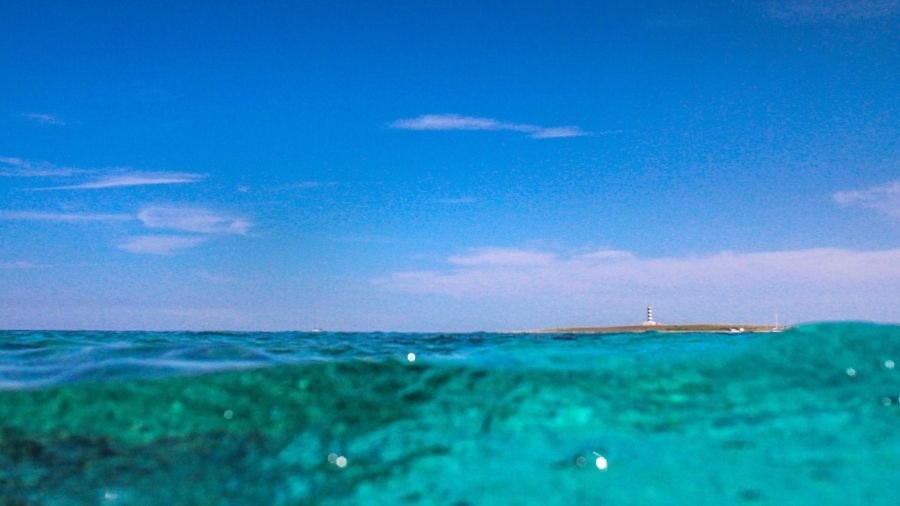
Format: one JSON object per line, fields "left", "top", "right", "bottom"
{"left": 834, "top": 180, "right": 900, "bottom": 218}
{"left": 21, "top": 113, "right": 66, "bottom": 125}
{"left": 0, "top": 156, "right": 84, "bottom": 177}
{"left": 137, "top": 207, "right": 251, "bottom": 235}
{"left": 117, "top": 235, "right": 208, "bottom": 255}
{"left": 1, "top": 157, "right": 206, "bottom": 189}
{"left": 378, "top": 246, "right": 900, "bottom": 297}
{"left": 448, "top": 248, "right": 556, "bottom": 267}
{"left": 37, "top": 172, "right": 206, "bottom": 190}
{"left": 390, "top": 114, "right": 591, "bottom": 139}
{"left": 0, "top": 211, "right": 133, "bottom": 223}
{"left": 529, "top": 127, "right": 588, "bottom": 139}
{"left": 0, "top": 205, "right": 251, "bottom": 255}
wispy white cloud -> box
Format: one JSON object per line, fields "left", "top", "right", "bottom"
{"left": 2, "top": 156, "right": 207, "bottom": 191}
{"left": 21, "top": 112, "right": 66, "bottom": 125}
{"left": 0, "top": 156, "right": 84, "bottom": 177}
{"left": 117, "top": 235, "right": 208, "bottom": 255}
{"left": 767, "top": 0, "right": 900, "bottom": 22}
{"left": 0, "top": 206, "right": 250, "bottom": 255}
{"left": 528, "top": 127, "right": 589, "bottom": 139}
{"left": 833, "top": 180, "right": 900, "bottom": 218}
{"left": 390, "top": 114, "right": 592, "bottom": 139}
{"left": 0, "top": 211, "right": 132, "bottom": 223}
{"left": 448, "top": 247, "right": 556, "bottom": 267}
{"left": 377, "top": 246, "right": 900, "bottom": 298}
{"left": 137, "top": 206, "right": 251, "bottom": 235}
{"left": 393, "top": 114, "right": 512, "bottom": 131}
{"left": 119, "top": 208, "right": 250, "bottom": 255}
{"left": 372, "top": 246, "right": 900, "bottom": 328}
{"left": 576, "top": 249, "right": 636, "bottom": 261}
{"left": 37, "top": 171, "right": 206, "bottom": 190}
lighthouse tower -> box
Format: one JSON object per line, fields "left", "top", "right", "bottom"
{"left": 642, "top": 305, "right": 659, "bottom": 326}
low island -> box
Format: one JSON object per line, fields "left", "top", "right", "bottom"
{"left": 531, "top": 305, "right": 782, "bottom": 333}
{"left": 533, "top": 323, "right": 779, "bottom": 334}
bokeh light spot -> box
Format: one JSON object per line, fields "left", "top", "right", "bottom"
{"left": 593, "top": 452, "right": 608, "bottom": 471}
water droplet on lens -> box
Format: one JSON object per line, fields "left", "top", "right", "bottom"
{"left": 407, "top": 352, "right": 416, "bottom": 362}
{"left": 327, "top": 452, "right": 338, "bottom": 464}
{"left": 845, "top": 368, "right": 856, "bottom": 377}
{"left": 335, "top": 455, "right": 348, "bottom": 468}
{"left": 575, "top": 456, "right": 586, "bottom": 467}
{"left": 885, "top": 360, "right": 895, "bottom": 369}
{"left": 223, "top": 409, "right": 234, "bottom": 420}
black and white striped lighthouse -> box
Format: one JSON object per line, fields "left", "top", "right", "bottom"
{"left": 643, "top": 304, "right": 659, "bottom": 326}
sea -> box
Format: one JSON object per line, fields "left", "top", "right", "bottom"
{"left": 1, "top": 322, "right": 898, "bottom": 505}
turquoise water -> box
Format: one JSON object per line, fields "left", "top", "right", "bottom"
{"left": 1, "top": 323, "right": 899, "bottom": 504}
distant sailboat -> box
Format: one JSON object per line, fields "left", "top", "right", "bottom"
{"left": 311, "top": 308, "right": 323, "bottom": 333}
{"left": 772, "top": 312, "right": 784, "bottom": 332}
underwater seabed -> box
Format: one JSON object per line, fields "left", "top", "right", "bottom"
{"left": 1, "top": 323, "right": 899, "bottom": 504}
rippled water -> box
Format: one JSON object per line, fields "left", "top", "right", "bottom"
{"left": 1, "top": 323, "right": 899, "bottom": 504}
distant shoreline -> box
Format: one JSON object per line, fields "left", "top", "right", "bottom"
{"left": 521, "top": 324, "right": 780, "bottom": 334}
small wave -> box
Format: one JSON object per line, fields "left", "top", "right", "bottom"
{"left": 1, "top": 323, "right": 898, "bottom": 390}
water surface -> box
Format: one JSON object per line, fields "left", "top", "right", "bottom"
{"left": 1, "top": 323, "right": 898, "bottom": 504}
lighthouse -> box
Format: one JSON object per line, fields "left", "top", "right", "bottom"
{"left": 643, "top": 305, "right": 659, "bottom": 326}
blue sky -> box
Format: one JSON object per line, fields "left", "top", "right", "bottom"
{"left": 1, "top": 0, "right": 898, "bottom": 330}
